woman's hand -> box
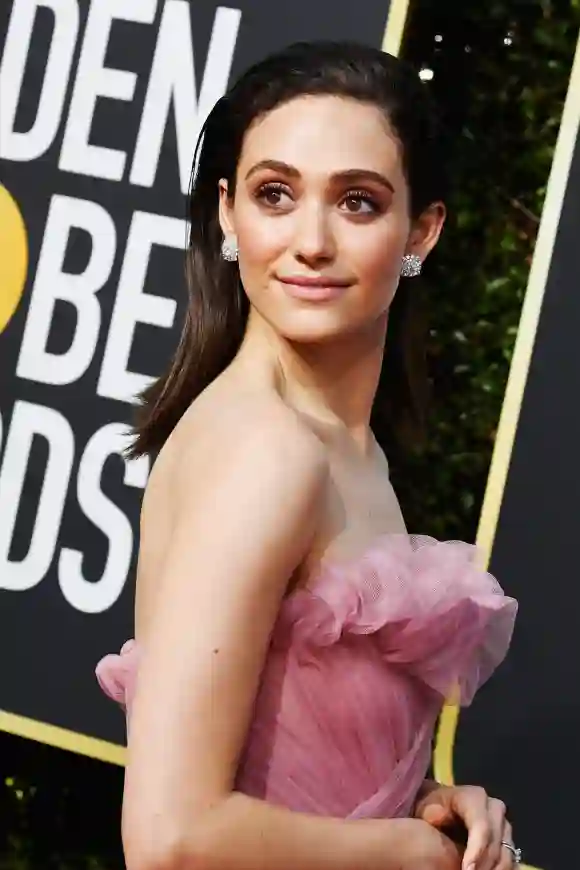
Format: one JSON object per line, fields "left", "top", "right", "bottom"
{"left": 414, "top": 783, "right": 516, "bottom": 870}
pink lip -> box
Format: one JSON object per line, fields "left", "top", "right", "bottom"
{"left": 278, "top": 275, "right": 351, "bottom": 287}
{"left": 277, "top": 275, "right": 352, "bottom": 302}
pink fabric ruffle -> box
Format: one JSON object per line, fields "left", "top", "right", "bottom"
{"left": 96, "top": 534, "right": 517, "bottom": 820}
{"left": 96, "top": 639, "right": 139, "bottom": 709}
{"left": 277, "top": 535, "right": 517, "bottom": 706}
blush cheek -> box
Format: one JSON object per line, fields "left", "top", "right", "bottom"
{"left": 238, "top": 218, "right": 289, "bottom": 281}
{"left": 353, "top": 241, "right": 404, "bottom": 312}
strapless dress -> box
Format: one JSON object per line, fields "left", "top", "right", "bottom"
{"left": 96, "top": 534, "right": 517, "bottom": 819}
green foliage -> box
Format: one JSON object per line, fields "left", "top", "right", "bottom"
{"left": 1, "top": 2, "right": 579, "bottom": 867}
{"left": 394, "top": 1, "right": 580, "bottom": 540}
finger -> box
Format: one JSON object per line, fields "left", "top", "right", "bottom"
{"left": 455, "top": 787, "right": 492, "bottom": 870}
{"left": 414, "top": 787, "right": 455, "bottom": 827}
{"left": 494, "top": 821, "right": 515, "bottom": 870}
{"left": 420, "top": 802, "right": 453, "bottom": 827}
{"left": 478, "top": 800, "right": 507, "bottom": 870}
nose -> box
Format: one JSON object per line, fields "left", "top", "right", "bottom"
{"left": 291, "top": 200, "right": 335, "bottom": 266}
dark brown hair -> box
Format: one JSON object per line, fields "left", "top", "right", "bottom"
{"left": 129, "top": 41, "right": 447, "bottom": 458}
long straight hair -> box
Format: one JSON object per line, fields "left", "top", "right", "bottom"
{"left": 129, "top": 41, "right": 447, "bottom": 459}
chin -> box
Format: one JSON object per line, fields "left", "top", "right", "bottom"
{"left": 272, "top": 309, "right": 373, "bottom": 346}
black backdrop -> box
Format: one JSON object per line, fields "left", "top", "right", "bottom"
{"left": 1, "top": 3, "right": 578, "bottom": 870}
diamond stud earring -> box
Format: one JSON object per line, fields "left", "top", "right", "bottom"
{"left": 400, "top": 253, "right": 422, "bottom": 278}
{"left": 221, "top": 235, "right": 239, "bottom": 262}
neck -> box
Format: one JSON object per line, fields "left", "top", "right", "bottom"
{"left": 237, "top": 309, "right": 388, "bottom": 452}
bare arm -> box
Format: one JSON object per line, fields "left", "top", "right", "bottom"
{"left": 123, "top": 407, "right": 459, "bottom": 870}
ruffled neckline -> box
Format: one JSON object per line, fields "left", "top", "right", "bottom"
{"left": 96, "top": 533, "right": 517, "bottom": 710}
{"left": 289, "top": 532, "right": 495, "bottom": 595}
{"left": 271, "top": 534, "right": 516, "bottom": 706}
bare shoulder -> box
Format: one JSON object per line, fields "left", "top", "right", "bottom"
{"left": 149, "top": 384, "right": 328, "bottom": 509}
{"left": 135, "top": 385, "right": 328, "bottom": 634}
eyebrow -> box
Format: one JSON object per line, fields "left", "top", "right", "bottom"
{"left": 244, "top": 159, "right": 394, "bottom": 193}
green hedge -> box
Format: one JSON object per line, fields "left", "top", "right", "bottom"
{"left": 1, "top": 2, "right": 579, "bottom": 867}
{"left": 394, "top": 0, "right": 580, "bottom": 539}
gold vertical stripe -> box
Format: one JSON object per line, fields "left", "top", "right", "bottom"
{"left": 382, "top": 0, "right": 411, "bottom": 55}
{"left": 433, "top": 701, "right": 459, "bottom": 785}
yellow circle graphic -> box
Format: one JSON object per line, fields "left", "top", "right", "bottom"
{"left": 0, "top": 184, "right": 28, "bottom": 335}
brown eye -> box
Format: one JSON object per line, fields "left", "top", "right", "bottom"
{"left": 263, "top": 188, "right": 283, "bottom": 206}
{"left": 340, "top": 191, "right": 378, "bottom": 215}
{"left": 256, "top": 183, "right": 292, "bottom": 209}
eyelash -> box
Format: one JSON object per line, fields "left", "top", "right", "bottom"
{"left": 255, "top": 182, "right": 381, "bottom": 214}
{"left": 343, "top": 189, "right": 380, "bottom": 213}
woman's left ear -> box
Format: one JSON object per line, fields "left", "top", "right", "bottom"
{"left": 406, "top": 202, "right": 446, "bottom": 263}
{"left": 218, "top": 178, "right": 235, "bottom": 237}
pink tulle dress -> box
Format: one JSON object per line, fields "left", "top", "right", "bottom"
{"left": 96, "top": 534, "right": 517, "bottom": 820}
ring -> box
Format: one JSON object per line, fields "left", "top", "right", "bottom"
{"left": 501, "top": 841, "right": 522, "bottom": 864}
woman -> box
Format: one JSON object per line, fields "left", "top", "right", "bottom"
{"left": 97, "top": 41, "right": 520, "bottom": 870}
